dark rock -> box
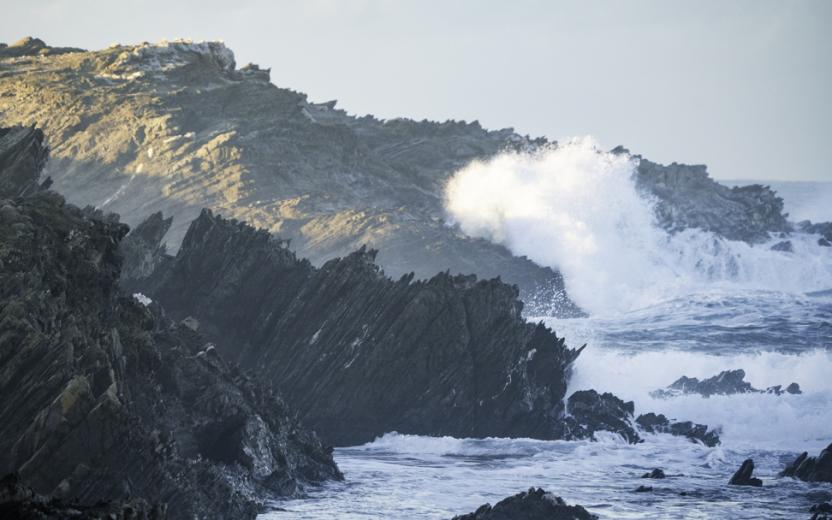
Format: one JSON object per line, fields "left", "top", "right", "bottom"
{"left": 728, "top": 459, "right": 763, "bottom": 487}
{"left": 651, "top": 369, "right": 800, "bottom": 399}
{"left": 633, "top": 156, "right": 788, "bottom": 243}
{"left": 636, "top": 413, "right": 721, "bottom": 447}
{"left": 0, "top": 125, "right": 49, "bottom": 198}
{"left": 786, "top": 383, "right": 803, "bottom": 395}
{"left": 820, "top": 238, "right": 831, "bottom": 247}
{"left": 797, "top": 220, "right": 832, "bottom": 243}
{"left": 559, "top": 390, "right": 641, "bottom": 443}
{"left": 642, "top": 468, "right": 666, "bottom": 479}
{"left": 449, "top": 487, "right": 597, "bottom": 520}
{"left": 781, "top": 444, "right": 832, "bottom": 483}
{"left": 811, "top": 502, "right": 832, "bottom": 520}
{"left": 0, "top": 472, "right": 164, "bottom": 519}
{"left": 771, "top": 240, "right": 794, "bottom": 253}
{"left": 119, "top": 211, "right": 173, "bottom": 288}
{"left": 0, "top": 133, "right": 341, "bottom": 518}
{"left": 634, "top": 485, "right": 653, "bottom": 493}
{"left": 131, "top": 209, "right": 586, "bottom": 446}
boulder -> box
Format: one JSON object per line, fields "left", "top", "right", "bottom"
{"left": 728, "top": 459, "right": 763, "bottom": 487}
{"left": 450, "top": 487, "right": 597, "bottom": 520}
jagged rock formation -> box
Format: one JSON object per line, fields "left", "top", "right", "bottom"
{"left": 0, "top": 37, "right": 579, "bottom": 315}
{"left": 0, "top": 473, "right": 163, "bottom": 520}
{"left": 119, "top": 211, "right": 173, "bottom": 285}
{"left": 797, "top": 220, "right": 832, "bottom": 247}
{"left": 728, "top": 459, "right": 762, "bottom": 487}
{"left": 811, "top": 502, "right": 832, "bottom": 520}
{"left": 780, "top": 444, "right": 832, "bottom": 483}
{"left": 0, "top": 130, "right": 340, "bottom": 518}
{"left": 650, "top": 369, "right": 801, "bottom": 399}
{"left": 449, "top": 488, "right": 597, "bottom": 520}
{"left": 126, "top": 208, "right": 585, "bottom": 446}
{"left": 628, "top": 151, "right": 788, "bottom": 242}
{"left": 559, "top": 390, "right": 641, "bottom": 443}
{"left": 635, "top": 413, "right": 721, "bottom": 447}
{"left": 0, "top": 125, "right": 50, "bottom": 197}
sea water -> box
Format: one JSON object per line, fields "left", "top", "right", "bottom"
{"left": 264, "top": 151, "right": 832, "bottom": 518}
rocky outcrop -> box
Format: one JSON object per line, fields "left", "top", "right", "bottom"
{"left": 0, "top": 473, "right": 163, "bottom": 519}
{"left": 797, "top": 221, "right": 832, "bottom": 246}
{"left": 635, "top": 413, "right": 721, "bottom": 447}
{"left": 119, "top": 211, "right": 173, "bottom": 287}
{"left": 0, "top": 37, "right": 579, "bottom": 315}
{"left": 650, "top": 369, "right": 801, "bottom": 398}
{"left": 0, "top": 125, "right": 50, "bottom": 198}
{"left": 126, "top": 208, "right": 587, "bottom": 446}
{"left": 728, "top": 459, "right": 762, "bottom": 487}
{"left": 629, "top": 152, "right": 788, "bottom": 243}
{"left": 0, "top": 134, "right": 341, "bottom": 518}
{"left": 449, "top": 488, "right": 597, "bottom": 520}
{"left": 559, "top": 390, "right": 641, "bottom": 443}
{"left": 780, "top": 444, "right": 832, "bottom": 483}
{"left": 810, "top": 502, "right": 832, "bottom": 520}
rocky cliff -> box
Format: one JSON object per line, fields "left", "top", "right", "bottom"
{"left": 126, "top": 208, "right": 586, "bottom": 446}
{"left": 0, "top": 126, "right": 341, "bottom": 518}
{"left": 0, "top": 37, "right": 579, "bottom": 315}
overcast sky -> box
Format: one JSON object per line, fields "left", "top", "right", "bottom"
{"left": 3, "top": 0, "right": 831, "bottom": 181}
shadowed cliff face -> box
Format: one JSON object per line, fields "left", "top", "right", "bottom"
{"left": 0, "top": 127, "right": 341, "bottom": 519}
{"left": 0, "top": 37, "right": 579, "bottom": 316}
{"left": 129, "top": 209, "right": 585, "bottom": 446}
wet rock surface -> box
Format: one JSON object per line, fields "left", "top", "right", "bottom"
{"left": 0, "top": 132, "right": 340, "bottom": 518}
{"left": 128, "top": 209, "right": 586, "bottom": 446}
{"left": 449, "top": 487, "right": 597, "bottom": 520}
{"left": 781, "top": 444, "right": 832, "bottom": 483}
{"left": 559, "top": 390, "right": 641, "bottom": 443}
{"left": 642, "top": 468, "right": 666, "bottom": 479}
{"left": 728, "top": 459, "right": 763, "bottom": 487}
{"left": 635, "top": 413, "right": 721, "bottom": 447}
{"left": 630, "top": 153, "right": 788, "bottom": 243}
{"left": 650, "top": 369, "right": 801, "bottom": 398}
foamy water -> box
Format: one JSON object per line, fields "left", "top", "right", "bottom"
{"left": 263, "top": 147, "right": 832, "bottom": 519}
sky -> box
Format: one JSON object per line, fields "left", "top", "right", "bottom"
{"left": 2, "top": 0, "right": 831, "bottom": 181}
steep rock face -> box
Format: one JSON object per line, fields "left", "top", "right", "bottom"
{"left": 0, "top": 125, "right": 50, "bottom": 197}
{"left": 130, "top": 209, "right": 585, "bottom": 446}
{"left": 119, "top": 211, "right": 173, "bottom": 286}
{"left": 0, "top": 138, "right": 340, "bottom": 517}
{"left": 780, "top": 444, "right": 832, "bottom": 483}
{"left": 450, "top": 488, "right": 597, "bottom": 520}
{"left": 631, "top": 153, "right": 788, "bottom": 242}
{"left": 0, "top": 38, "right": 578, "bottom": 315}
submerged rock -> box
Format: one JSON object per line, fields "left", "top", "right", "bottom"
{"left": 0, "top": 130, "right": 340, "bottom": 518}
{"left": 650, "top": 369, "right": 800, "bottom": 399}
{"left": 771, "top": 240, "right": 794, "bottom": 252}
{"left": 128, "top": 209, "right": 585, "bottom": 446}
{"left": 635, "top": 413, "right": 721, "bottom": 447}
{"left": 634, "top": 485, "right": 653, "bottom": 493}
{"left": 450, "top": 487, "right": 597, "bottom": 520}
{"left": 781, "top": 444, "right": 832, "bottom": 483}
{"left": 728, "top": 459, "right": 763, "bottom": 487}
{"left": 642, "top": 468, "right": 666, "bottom": 479}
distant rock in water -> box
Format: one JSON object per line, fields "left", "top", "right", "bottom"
{"left": 728, "top": 459, "right": 763, "bottom": 487}
{"left": 0, "top": 128, "right": 340, "bottom": 519}
{"left": 642, "top": 468, "right": 666, "bottom": 479}
{"left": 635, "top": 413, "right": 721, "bottom": 447}
{"left": 0, "top": 472, "right": 163, "bottom": 519}
{"left": 559, "top": 390, "right": 641, "bottom": 443}
{"left": 127, "top": 208, "right": 586, "bottom": 446}
{"left": 450, "top": 488, "right": 597, "bottom": 520}
{"left": 650, "top": 369, "right": 801, "bottom": 398}
{"left": 780, "top": 443, "right": 832, "bottom": 483}
{"left": 628, "top": 151, "right": 788, "bottom": 243}
{"left": 770, "top": 240, "right": 794, "bottom": 252}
